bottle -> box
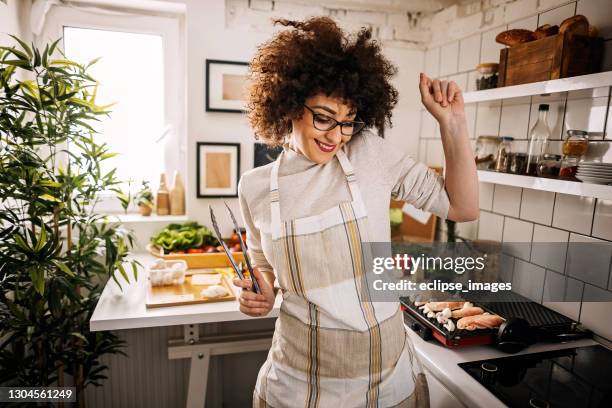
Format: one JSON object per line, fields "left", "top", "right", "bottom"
{"left": 526, "top": 104, "right": 551, "bottom": 176}
{"left": 495, "top": 136, "right": 513, "bottom": 172}
{"left": 156, "top": 173, "right": 170, "bottom": 215}
{"left": 170, "top": 171, "right": 185, "bottom": 215}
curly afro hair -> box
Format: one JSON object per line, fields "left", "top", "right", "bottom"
{"left": 247, "top": 16, "right": 399, "bottom": 146}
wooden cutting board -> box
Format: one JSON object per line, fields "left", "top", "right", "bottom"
{"left": 145, "top": 273, "right": 236, "bottom": 308}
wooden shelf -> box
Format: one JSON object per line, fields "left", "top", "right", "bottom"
{"left": 463, "top": 71, "right": 612, "bottom": 103}
{"left": 478, "top": 170, "right": 612, "bottom": 200}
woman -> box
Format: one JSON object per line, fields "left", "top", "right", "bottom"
{"left": 233, "top": 17, "right": 478, "bottom": 408}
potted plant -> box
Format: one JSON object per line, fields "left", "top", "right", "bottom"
{"left": 0, "top": 36, "right": 137, "bottom": 406}
{"left": 136, "top": 181, "right": 154, "bottom": 216}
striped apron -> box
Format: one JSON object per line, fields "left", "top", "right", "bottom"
{"left": 253, "top": 147, "right": 429, "bottom": 408}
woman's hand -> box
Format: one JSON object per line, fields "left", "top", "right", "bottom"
{"left": 233, "top": 267, "right": 276, "bottom": 317}
{"left": 419, "top": 72, "right": 465, "bottom": 128}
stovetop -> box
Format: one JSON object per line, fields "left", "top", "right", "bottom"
{"left": 458, "top": 345, "right": 612, "bottom": 408}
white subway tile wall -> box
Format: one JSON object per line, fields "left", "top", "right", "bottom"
{"left": 531, "top": 224, "right": 569, "bottom": 272}
{"left": 458, "top": 34, "right": 480, "bottom": 72}
{"left": 417, "top": 0, "right": 612, "bottom": 342}
{"left": 439, "top": 41, "right": 459, "bottom": 76}
{"left": 502, "top": 216, "right": 534, "bottom": 260}
{"left": 593, "top": 199, "right": 612, "bottom": 241}
{"left": 543, "top": 271, "right": 582, "bottom": 321}
{"left": 520, "top": 189, "right": 555, "bottom": 224}
{"left": 552, "top": 194, "right": 595, "bottom": 235}
{"left": 512, "top": 259, "right": 546, "bottom": 302}
{"left": 499, "top": 102, "right": 531, "bottom": 140}
{"left": 493, "top": 184, "right": 522, "bottom": 216}
{"left": 566, "top": 233, "right": 612, "bottom": 289}
{"left": 478, "top": 211, "right": 504, "bottom": 241}
{"left": 479, "top": 182, "right": 495, "bottom": 211}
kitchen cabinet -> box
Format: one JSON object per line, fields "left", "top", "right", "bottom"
{"left": 424, "top": 367, "right": 466, "bottom": 408}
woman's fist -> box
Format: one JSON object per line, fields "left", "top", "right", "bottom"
{"left": 233, "top": 267, "right": 276, "bottom": 317}
{"left": 419, "top": 72, "right": 465, "bottom": 127}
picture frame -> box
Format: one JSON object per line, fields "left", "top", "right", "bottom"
{"left": 254, "top": 143, "right": 283, "bottom": 168}
{"left": 205, "top": 59, "right": 249, "bottom": 113}
{"left": 196, "top": 142, "right": 240, "bottom": 198}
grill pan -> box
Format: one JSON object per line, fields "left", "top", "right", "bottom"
{"left": 400, "top": 291, "right": 586, "bottom": 349}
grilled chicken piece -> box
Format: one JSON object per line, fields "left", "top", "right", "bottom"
{"left": 456, "top": 313, "right": 505, "bottom": 330}
{"left": 422, "top": 301, "right": 466, "bottom": 312}
{"left": 451, "top": 306, "right": 484, "bottom": 319}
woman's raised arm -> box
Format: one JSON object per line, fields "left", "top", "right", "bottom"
{"left": 419, "top": 72, "right": 479, "bottom": 222}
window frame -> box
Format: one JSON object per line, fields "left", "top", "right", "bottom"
{"left": 38, "top": 5, "right": 186, "bottom": 214}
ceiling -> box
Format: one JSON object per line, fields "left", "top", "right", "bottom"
{"left": 273, "top": 0, "right": 467, "bottom": 14}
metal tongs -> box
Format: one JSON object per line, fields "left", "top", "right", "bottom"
{"left": 209, "top": 203, "right": 260, "bottom": 294}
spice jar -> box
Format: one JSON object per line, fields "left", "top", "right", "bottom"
{"left": 510, "top": 153, "right": 528, "bottom": 174}
{"left": 559, "top": 156, "right": 580, "bottom": 178}
{"left": 475, "top": 136, "right": 500, "bottom": 170}
{"left": 476, "top": 63, "right": 499, "bottom": 90}
{"left": 562, "top": 130, "right": 589, "bottom": 156}
{"left": 495, "top": 136, "right": 513, "bottom": 172}
{"left": 560, "top": 130, "right": 588, "bottom": 178}
{"left": 536, "top": 154, "right": 562, "bottom": 177}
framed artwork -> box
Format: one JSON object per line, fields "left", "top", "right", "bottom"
{"left": 205, "top": 59, "right": 249, "bottom": 113}
{"left": 254, "top": 143, "right": 283, "bottom": 168}
{"left": 196, "top": 142, "right": 240, "bottom": 198}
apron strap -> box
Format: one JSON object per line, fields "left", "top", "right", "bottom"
{"left": 270, "top": 149, "right": 283, "bottom": 240}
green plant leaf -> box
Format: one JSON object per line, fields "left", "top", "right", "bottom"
{"left": 117, "top": 263, "right": 129, "bottom": 283}
{"left": 28, "top": 266, "right": 45, "bottom": 295}
{"left": 51, "top": 260, "right": 75, "bottom": 276}
{"left": 0, "top": 46, "right": 29, "bottom": 60}
{"left": 9, "top": 34, "right": 33, "bottom": 59}
{"left": 13, "top": 233, "right": 31, "bottom": 252}
{"left": 70, "top": 332, "right": 89, "bottom": 344}
{"left": 34, "top": 225, "right": 47, "bottom": 252}
{"left": 131, "top": 261, "right": 138, "bottom": 281}
{"left": 38, "top": 193, "right": 61, "bottom": 202}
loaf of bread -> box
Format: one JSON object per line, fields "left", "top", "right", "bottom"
{"left": 495, "top": 29, "right": 535, "bottom": 46}
{"left": 533, "top": 24, "right": 559, "bottom": 39}
{"left": 560, "top": 14, "right": 589, "bottom": 36}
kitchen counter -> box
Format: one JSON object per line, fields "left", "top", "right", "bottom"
{"left": 405, "top": 326, "right": 598, "bottom": 408}
{"left": 90, "top": 252, "right": 281, "bottom": 331}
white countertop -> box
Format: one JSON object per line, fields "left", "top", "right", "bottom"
{"left": 90, "top": 253, "right": 281, "bottom": 331}
{"left": 92, "top": 254, "right": 601, "bottom": 408}
{"left": 406, "top": 327, "right": 599, "bottom": 408}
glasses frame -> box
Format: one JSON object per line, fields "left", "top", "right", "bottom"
{"left": 303, "top": 104, "right": 366, "bottom": 137}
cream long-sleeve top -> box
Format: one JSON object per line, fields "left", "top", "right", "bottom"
{"left": 238, "top": 129, "right": 450, "bottom": 274}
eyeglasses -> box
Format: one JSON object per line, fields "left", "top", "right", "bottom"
{"left": 303, "top": 105, "right": 365, "bottom": 137}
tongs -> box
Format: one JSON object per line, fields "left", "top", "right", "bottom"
{"left": 209, "top": 203, "right": 260, "bottom": 294}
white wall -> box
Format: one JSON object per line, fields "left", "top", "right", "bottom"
{"left": 419, "top": 0, "right": 612, "bottom": 344}
{"left": 177, "top": 0, "right": 427, "bottom": 239}
{"left": 0, "top": 0, "right": 31, "bottom": 45}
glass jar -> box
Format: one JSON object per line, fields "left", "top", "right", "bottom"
{"left": 560, "top": 130, "right": 588, "bottom": 178}
{"left": 476, "top": 63, "right": 499, "bottom": 90}
{"left": 562, "top": 130, "right": 589, "bottom": 157}
{"left": 495, "top": 136, "right": 513, "bottom": 172}
{"left": 559, "top": 156, "right": 580, "bottom": 178}
{"left": 475, "top": 136, "right": 500, "bottom": 170}
{"left": 510, "top": 153, "right": 528, "bottom": 174}
{"left": 536, "top": 154, "right": 562, "bottom": 177}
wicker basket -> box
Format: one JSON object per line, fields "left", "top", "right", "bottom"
{"left": 146, "top": 243, "right": 245, "bottom": 269}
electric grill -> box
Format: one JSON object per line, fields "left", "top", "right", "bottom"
{"left": 400, "top": 291, "right": 590, "bottom": 353}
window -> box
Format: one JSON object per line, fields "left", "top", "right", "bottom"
{"left": 64, "top": 27, "right": 165, "bottom": 189}
{"left": 40, "top": 5, "right": 185, "bottom": 213}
